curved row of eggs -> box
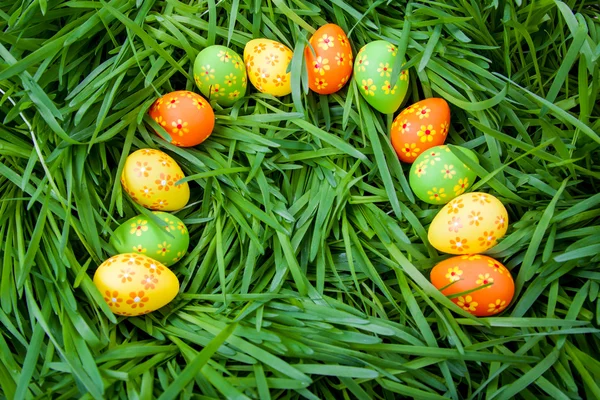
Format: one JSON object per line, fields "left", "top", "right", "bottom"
{"left": 148, "top": 24, "right": 416, "bottom": 150}
{"left": 102, "top": 148, "right": 192, "bottom": 317}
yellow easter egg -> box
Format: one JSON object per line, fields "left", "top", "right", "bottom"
{"left": 244, "top": 38, "right": 292, "bottom": 96}
{"left": 121, "top": 149, "right": 190, "bottom": 211}
{"left": 427, "top": 192, "right": 509, "bottom": 254}
{"left": 93, "top": 254, "right": 179, "bottom": 316}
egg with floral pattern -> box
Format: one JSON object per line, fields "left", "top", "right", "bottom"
{"left": 193, "top": 45, "right": 247, "bottom": 106}
{"left": 391, "top": 98, "right": 450, "bottom": 163}
{"left": 121, "top": 149, "right": 190, "bottom": 211}
{"left": 149, "top": 91, "right": 214, "bottom": 147}
{"left": 410, "top": 145, "right": 479, "bottom": 205}
{"left": 94, "top": 253, "right": 179, "bottom": 316}
{"left": 244, "top": 38, "right": 293, "bottom": 96}
{"left": 353, "top": 40, "right": 409, "bottom": 114}
{"left": 110, "top": 212, "right": 189, "bottom": 267}
{"left": 430, "top": 255, "right": 514, "bottom": 317}
{"left": 428, "top": 192, "right": 509, "bottom": 255}
{"left": 305, "top": 24, "right": 353, "bottom": 94}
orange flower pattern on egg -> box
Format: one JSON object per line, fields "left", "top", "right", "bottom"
{"left": 94, "top": 254, "right": 179, "bottom": 316}
{"left": 428, "top": 192, "right": 509, "bottom": 255}
{"left": 305, "top": 24, "right": 353, "bottom": 94}
{"left": 244, "top": 39, "right": 293, "bottom": 97}
{"left": 391, "top": 98, "right": 450, "bottom": 163}
{"left": 121, "top": 149, "right": 190, "bottom": 211}
{"left": 149, "top": 91, "right": 214, "bottom": 147}
{"left": 430, "top": 255, "right": 514, "bottom": 317}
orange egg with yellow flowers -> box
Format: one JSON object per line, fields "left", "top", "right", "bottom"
{"left": 305, "top": 24, "right": 353, "bottom": 94}
{"left": 391, "top": 98, "right": 450, "bottom": 163}
{"left": 148, "top": 90, "right": 214, "bottom": 147}
{"left": 430, "top": 255, "right": 514, "bottom": 317}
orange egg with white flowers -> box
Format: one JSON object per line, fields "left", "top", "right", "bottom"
{"left": 148, "top": 91, "right": 214, "bottom": 147}
{"left": 391, "top": 98, "right": 450, "bottom": 163}
{"left": 430, "top": 255, "right": 514, "bottom": 317}
{"left": 305, "top": 24, "right": 353, "bottom": 94}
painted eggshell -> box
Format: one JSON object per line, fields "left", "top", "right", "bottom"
{"left": 409, "top": 145, "right": 479, "bottom": 205}
{"left": 110, "top": 212, "right": 189, "bottom": 266}
{"left": 430, "top": 255, "right": 514, "bottom": 317}
{"left": 353, "top": 40, "right": 409, "bottom": 114}
{"left": 391, "top": 98, "right": 450, "bottom": 163}
{"left": 428, "top": 192, "right": 509, "bottom": 254}
{"left": 193, "top": 45, "right": 247, "bottom": 106}
{"left": 244, "top": 39, "right": 293, "bottom": 96}
{"left": 121, "top": 149, "right": 190, "bottom": 211}
{"left": 305, "top": 23, "right": 353, "bottom": 94}
{"left": 149, "top": 91, "right": 214, "bottom": 147}
{"left": 94, "top": 253, "right": 179, "bottom": 316}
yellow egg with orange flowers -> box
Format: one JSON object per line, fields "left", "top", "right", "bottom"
{"left": 94, "top": 254, "right": 179, "bottom": 317}
{"left": 305, "top": 24, "right": 353, "bottom": 94}
{"left": 121, "top": 149, "right": 190, "bottom": 211}
{"left": 244, "top": 38, "right": 293, "bottom": 96}
{"left": 428, "top": 192, "right": 509, "bottom": 255}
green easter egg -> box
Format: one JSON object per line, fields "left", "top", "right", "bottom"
{"left": 353, "top": 40, "right": 409, "bottom": 114}
{"left": 409, "top": 145, "right": 479, "bottom": 205}
{"left": 193, "top": 45, "right": 247, "bottom": 107}
{"left": 110, "top": 212, "right": 189, "bottom": 266}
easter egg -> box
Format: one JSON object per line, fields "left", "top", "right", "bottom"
{"left": 244, "top": 39, "right": 293, "bottom": 96}
{"left": 305, "top": 24, "right": 353, "bottom": 94}
{"left": 121, "top": 149, "right": 190, "bottom": 211}
{"left": 110, "top": 212, "right": 189, "bottom": 266}
{"left": 409, "top": 145, "right": 479, "bottom": 205}
{"left": 428, "top": 192, "right": 509, "bottom": 255}
{"left": 193, "top": 45, "right": 247, "bottom": 106}
{"left": 391, "top": 98, "right": 451, "bottom": 163}
{"left": 353, "top": 40, "right": 409, "bottom": 114}
{"left": 149, "top": 91, "right": 214, "bottom": 147}
{"left": 94, "top": 254, "right": 179, "bottom": 316}
{"left": 430, "top": 255, "right": 514, "bottom": 317}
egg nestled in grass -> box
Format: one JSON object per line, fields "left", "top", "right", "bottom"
{"left": 430, "top": 255, "right": 514, "bottom": 317}
{"left": 244, "top": 38, "right": 293, "bottom": 97}
{"left": 428, "top": 192, "right": 509, "bottom": 255}
{"left": 391, "top": 98, "right": 451, "bottom": 163}
{"left": 353, "top": 40, "right": 409, "bottom": 114}
{"left": 409, "top": 145, "right": 478, "bottom": 205}
{"left": 110, "top": 212, "right": 189, "bottom": 266}
{"left": 149, "top": 91, "right": 214, "bottom": 147}
{"left": 305, "top": 23, "right": 353, "bottom": 94}
{"left": 121, "top": 149, "right": 190, "bottom": 211}
{"left": 94, "top": 254, "right": 179, "bottom": 316}
{"left": 193, "top": 45, "right": 247, "bottom": 106}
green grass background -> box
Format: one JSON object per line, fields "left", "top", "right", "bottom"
{"left": 0, "top": 0, "right": 599, "bottom": 399}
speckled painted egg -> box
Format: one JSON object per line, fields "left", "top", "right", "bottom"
{"left": 193, "top": 45, "right": 247, "bottom": 106}
{"left": 149, "top": 91, "right": 214, "bottom": 147}
{"left": 353, "top": 40, "right": 409, "bottom": 114}
{"left": 110, "top": 212, "right": 189, "bottom": 266}
{"left": 244, "top": 39, "right": 293, "bottom": 96}
{"left": 428, "top": 192, "right": 509, "bottom": 255}
{"left": 430, "top": 255, "right": 514, "bottom": 317}
{"left": 410, "top": 145, "right": 479, "bottom": 205}
{"left": 391, "top": 98, "right": 450, "bottom": 163}
{"left": 121, "top": 149, "right": 189, "bottom": 211}
{"left": 305, "top": 24, "right": 353, "bottom": 94}
{"left": 94, "top": 254, "right": 179, "bottom": 316}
